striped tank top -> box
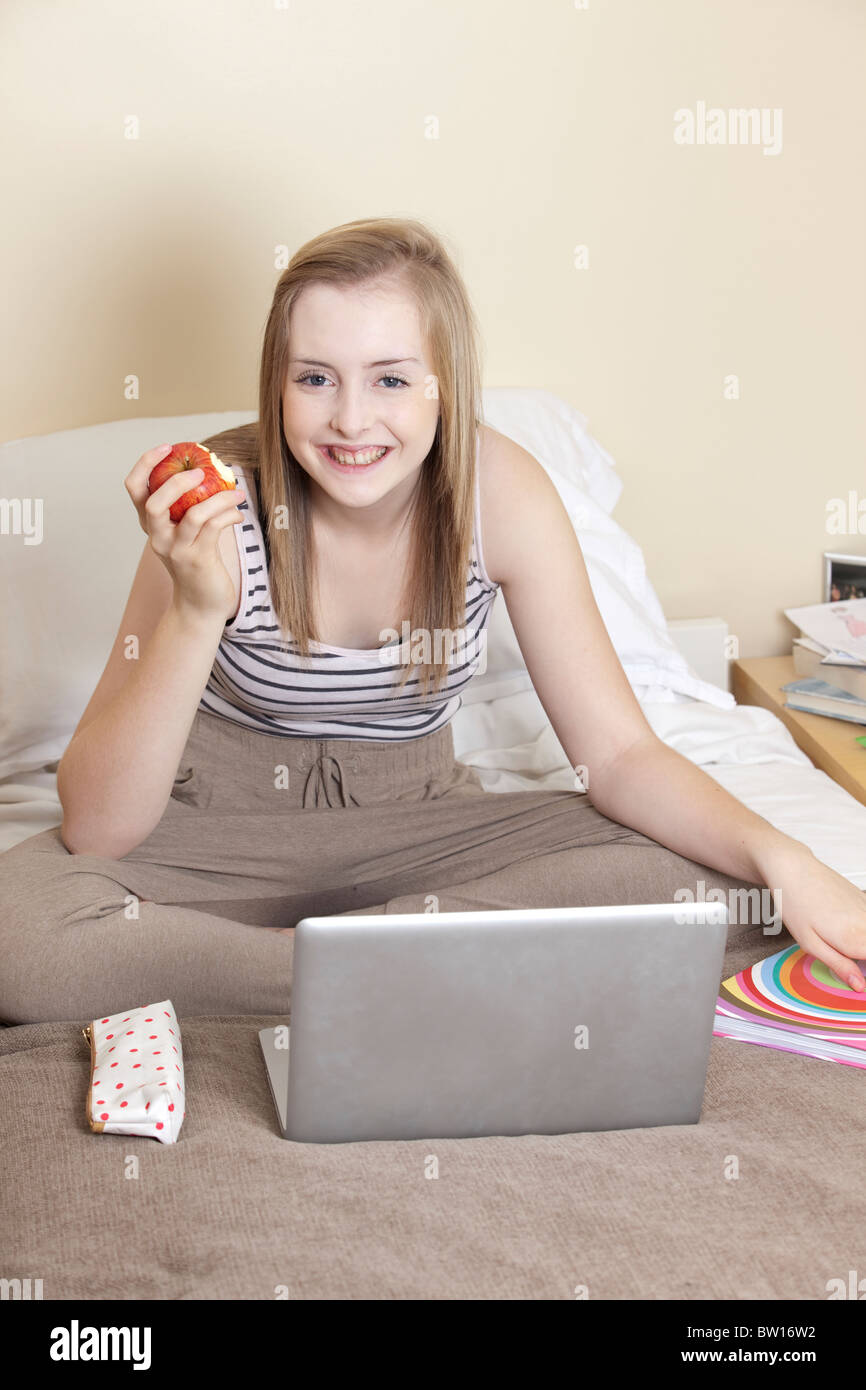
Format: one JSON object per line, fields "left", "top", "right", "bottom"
{"left": 199, "top": 435, "right": 501, "bottom": 740}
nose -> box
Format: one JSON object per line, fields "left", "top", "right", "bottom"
{"left": 329, "top": 379, "right": 376, "bottom": 439}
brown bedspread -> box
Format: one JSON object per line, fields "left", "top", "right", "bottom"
{"left": 1, "top": 932, "right": 862, "bottom": 1301}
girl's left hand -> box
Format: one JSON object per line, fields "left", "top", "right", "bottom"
{"left": 758, "top": 843, "right": 866, "bottom": 991}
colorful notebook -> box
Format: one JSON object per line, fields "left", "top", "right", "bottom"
{"left": 713, "top": 945, "right": 866, "bottom": 1070}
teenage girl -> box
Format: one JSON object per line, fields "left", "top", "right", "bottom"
{"left": 1, "top": 216, "right": 864, "bottom": 1025}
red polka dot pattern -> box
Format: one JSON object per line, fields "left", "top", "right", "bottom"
{"left": 86, "top": 999, "right": 185, "bottom": 1145}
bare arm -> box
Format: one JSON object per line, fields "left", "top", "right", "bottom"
{"left": 57, "top": 444, "right": 245, "bottom": 858}
{"left": 481, "top": 430, "right": 866, "bottom": 989}
{"left": 57, "top": 599, "right": 228, "bottom": 857}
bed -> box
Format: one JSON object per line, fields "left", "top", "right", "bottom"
{"left": 2, "top": 392, "right": 864, "bottom": 1301}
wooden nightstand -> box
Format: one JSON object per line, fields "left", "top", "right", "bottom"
{"left": 731, "top": 655, "right": 866, "bottom": 809}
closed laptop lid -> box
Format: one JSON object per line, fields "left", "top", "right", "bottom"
{"left": 267, "top": 902, "right": 728, "bottom": 1143}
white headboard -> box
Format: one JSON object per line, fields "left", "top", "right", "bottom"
{"left": 667, "top": 617, "right": 730, "bottom": 692}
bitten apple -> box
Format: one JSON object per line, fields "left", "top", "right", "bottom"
{"left": 147, "top": 442, "right": 237, "bottom": 524}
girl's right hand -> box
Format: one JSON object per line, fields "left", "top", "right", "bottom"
{"left": 125, "top": 443, "right": 246, "bottom": 621}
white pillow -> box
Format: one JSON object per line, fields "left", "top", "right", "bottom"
{"left": 482, "top": 387, "right": 622, "bottom": 514}
{"left": 473, "top": 390, "right": 734, "bottom": 712}
{"left": 0, "top": 411, "right": 256, "bottom": 780}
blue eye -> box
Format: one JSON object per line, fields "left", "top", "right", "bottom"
{"left": 295, "top": 372, "right": 410, "bottom": 389}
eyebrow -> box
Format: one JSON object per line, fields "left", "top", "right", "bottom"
{"left": 291, "top": 356, "right": 421, "bottom": 370}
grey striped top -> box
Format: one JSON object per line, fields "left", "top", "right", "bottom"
{"left": 199, "top": 435, "right": 501, "bottom": 740}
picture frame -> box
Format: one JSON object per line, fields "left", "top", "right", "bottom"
{"left": 823, "top": 551, "right": 866, "bottom": 603}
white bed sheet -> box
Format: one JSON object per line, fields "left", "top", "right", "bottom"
{"left": 451, "top": 692, "right": 866, "bottom": 890}
{"left": 2, "top": 697, "right": 864, "bottom": 890}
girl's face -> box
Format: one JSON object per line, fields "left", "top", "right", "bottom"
{"left": 282, "top": 278, "right": 440, "bottom": 517}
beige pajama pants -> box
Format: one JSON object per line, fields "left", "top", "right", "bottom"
{"left": 0, "top": 708, "right": 766, "bottom": 1024}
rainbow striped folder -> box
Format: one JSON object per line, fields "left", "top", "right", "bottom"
{"left": 714, "top": 945, "right": 866, "bottom": 1070}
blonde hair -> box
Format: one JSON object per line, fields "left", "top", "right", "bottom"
{"left": 202, "top": 215, "right": 484, "bottom": 698}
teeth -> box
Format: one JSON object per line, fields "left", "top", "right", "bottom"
{"left": 327, "top": 446, "right": 388, "bottom": 466}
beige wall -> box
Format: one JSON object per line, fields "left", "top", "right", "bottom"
{"left": 3, "top": 0, "right": 864, "bottom": 658}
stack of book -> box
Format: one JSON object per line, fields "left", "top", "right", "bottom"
{"left": 782, "top": 598, "right": 866, "bottom": 725}
{"left": 714, "top": 945, "right": 866, "bottom": 1070}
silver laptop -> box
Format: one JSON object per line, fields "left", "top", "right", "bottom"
{"left": 259, "top": 901, "right": 728, "bottom": 1144}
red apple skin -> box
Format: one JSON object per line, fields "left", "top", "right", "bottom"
{"left": 147, "top": 442, "right": 236, "bottom": 524}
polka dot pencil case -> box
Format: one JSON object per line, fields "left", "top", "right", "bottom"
{"left": 82, "top": 1000, "right": 186, "bottom": 1144}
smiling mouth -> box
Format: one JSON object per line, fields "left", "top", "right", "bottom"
{"left": 318, "top": 445, "right": 392, "bottom": 468}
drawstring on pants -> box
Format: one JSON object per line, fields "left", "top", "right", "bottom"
{"left": 301, "top": 752, "right": 352, "bottom": 809}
